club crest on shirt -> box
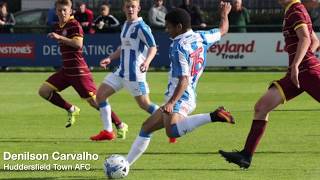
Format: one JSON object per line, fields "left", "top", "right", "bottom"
{"left": 131, "top": 27, "right": 136, "bottom": 34}
{"left": 62, "top": 30, "right": 67, "bottom": 36}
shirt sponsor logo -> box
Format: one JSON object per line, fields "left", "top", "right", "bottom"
{"left": 0, "top": 42, "right": 35, "bottom": 59}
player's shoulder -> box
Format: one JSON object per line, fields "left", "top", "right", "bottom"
{"left": 66, "top": 18, "right": 81, "bottom": 28}
{"left": 174, "top": 32, "right": 197, "bottom": 51}
{"left": 286, "top": 3, "right": 306, "bottom": 16}
{"left": 293, "top": 2, "right": 306, "bottom": 11}
{"left": 196, "top": 28, "right": 220, "bottom": 36}
{"left": 180, "top": 31, "right": 199, "bottom": 44}
{"left": 136, "top": 19, "right": 152, "bottom": 31}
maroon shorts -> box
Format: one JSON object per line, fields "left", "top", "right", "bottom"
{"left": 270, "top": 66, "right": 320, "bottom": 103}
{"left": 45, "top": 70, "right": 96, "bottom": 99}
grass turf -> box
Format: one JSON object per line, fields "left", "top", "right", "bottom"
{"left": 0, "top": 72, "right": 319, "bottom": 179}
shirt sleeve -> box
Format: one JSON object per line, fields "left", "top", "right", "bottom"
{"left": 198, "top": 28, "right": 221, "bottom": 46}
{"left": 109, "top": 15, "right": 120, "bottom": 28}
{"left": 287, "top": 9, "right": 308, "bottom": 30}
{"left": 138, "top": 24, "right": 156, "bottom": 47}
{"left": 68, "top": 22, "right": 84, "bottom": 38}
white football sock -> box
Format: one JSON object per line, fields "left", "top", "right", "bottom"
{"left": 126, "top": 136, "right": 151, "bottom": 165}
{"left": 68, "top": 105, "right": 75, "bottom": 113}
{"left": 176, "top": 114, "right": 211, "bottom": 136}
{"left": 99, "top": 103, "right": 113, "bottom": 132}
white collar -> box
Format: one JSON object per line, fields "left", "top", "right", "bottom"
{"left": 173, "top": 30, "right": 193, "bottom": 40}
{"left": 126, "top": 17, "right": 143, "bottom": 24}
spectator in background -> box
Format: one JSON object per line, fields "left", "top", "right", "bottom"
{"left": 148, "top": 0, "right": 167, "bottom": 28}
{"left": 0, "top": 2, "right": 15, "bottom": 33}
{"left": 94, "top": 3, "right": 120, "bottom": 33}
{"left": 179, "top": 0, "right": 207, "bottom": 28}
{"left": 74, "top": 2, "right": 95, "bottom": 34}
{"left": 228, "top": 0, "right": 250, "bottom": 32}
{"left": 303, "top": 0, "right": 320, "bottom": 30}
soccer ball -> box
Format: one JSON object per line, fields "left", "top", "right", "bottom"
{"left": 103, "top": 154, "right": 130, "bottom": 179}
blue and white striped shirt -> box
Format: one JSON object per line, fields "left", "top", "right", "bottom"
{"left": 165, "top": 29, "right": 221, "bottom": 100}
{"left": 114, "top": 17, "right": 156, "bottom": 82}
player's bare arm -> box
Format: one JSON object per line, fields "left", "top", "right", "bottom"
{"left": 219, "top": 1, "right": 231, "bottom": 36}
{"left": 47, "top": 32, "right": 83, "bottom": 49}
{"left": 140, "top": 46, "right": 157, "bottom": 72}
{"left": 162, "top": 76, "right": 189, "bottom": 113}
{"left": 310, "top": 30, "right": 319, "bottom": 53}
{"left": 100, "top": 47, "right": 121, "bottom": 69}
{"left": 291, "top": 25, "right": 311, "bottom": 88}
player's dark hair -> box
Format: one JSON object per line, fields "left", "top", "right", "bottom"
{"left": 165, "top": 8, "right": 191, "bottom": 29}
{"left": 55, "top": 0, "right": 73, "bottom": 7}
{"left": 0, "top": 2, "right": 8, "bottom": 9}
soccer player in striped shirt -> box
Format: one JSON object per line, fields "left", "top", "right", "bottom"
{"left": 38, "top": 0, "right": 127, "bottom": 138}
{"left": 90, "top": 0, "right": 159, "bottom": 141}
{"left": 219, "top": 0, "right": 320, "bottom": 169}
{"left": 126, "top": 3, "right": 234, "bottom": 166}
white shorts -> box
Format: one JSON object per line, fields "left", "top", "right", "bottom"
{"left": 164, "top": 95, "right": 196, "bottom": 117}
{"left": 103, "top": 73, "right": 150, "bottom": 97}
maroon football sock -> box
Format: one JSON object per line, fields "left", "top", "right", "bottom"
{"left": 111, "top": 111, "right": 123, "bottom": 128}
{"left": 243, "top": 120, "right": 268, "bottom": 155}
{"left": 48, "top": 92, "right": 72, "bottom": 111}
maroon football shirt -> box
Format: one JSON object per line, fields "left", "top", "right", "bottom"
{"left": 282, "top": 1, "right": 319, "bottom": 70}
{"left": 54, "top": 16, "right": 90, "bottom": 76}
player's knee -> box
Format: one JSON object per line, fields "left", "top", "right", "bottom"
{"left": 138, "top": 102, "right": 149, "bottom": 111}
{"left": 95, "top": 93, "right": 105, "bottom": 104}
{"left": 166, "top": 124, "right": 180, "bottom": 138}
{"left": 38, "top": 87, "right": 50, "bottom": 99}
{"left": 141, "top": 120, "right": 153, "bottom": 132}
{"left": 254, "top": 102, "right": 268, "bottom": 116}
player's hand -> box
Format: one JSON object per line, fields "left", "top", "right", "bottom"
{"left": 161, "top": 102, "right": 174, "bottom": 114}
{"left": 291, "top": 66, "right": 300, "bottom": 88}
{"left": 0, "top": 20, "right": 5, "bottom": 25}
{"left": 100, "top": 58, "right": 111, "bottom": 69}
{"left": 220, "top": 1, "right": 232, "bottom": 16}
{"left": 140, "top": 61, "right": 150, "bottom": 73}
{"left": 47, "top": 32, "right": 61, "bottom": 41}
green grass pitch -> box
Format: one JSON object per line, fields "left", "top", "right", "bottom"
{"left": 0, "top": 72, "right": 319, "bottom": 179}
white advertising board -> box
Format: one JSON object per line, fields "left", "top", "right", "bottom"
{"left": 206, "top": 33, "right": 320, "bottom": 67}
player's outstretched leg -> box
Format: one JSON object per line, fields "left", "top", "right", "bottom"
{"left": 219, "top": 86, "right": 283, "bottom": 169}
{"left": 39, "top": 83, "right": 80, "bottom": 128}
{"left": 166, "top": 106, "right": 235, "bottom": 139}
{"left": 168, "top": 106, "right": 234, "bottom": 143}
